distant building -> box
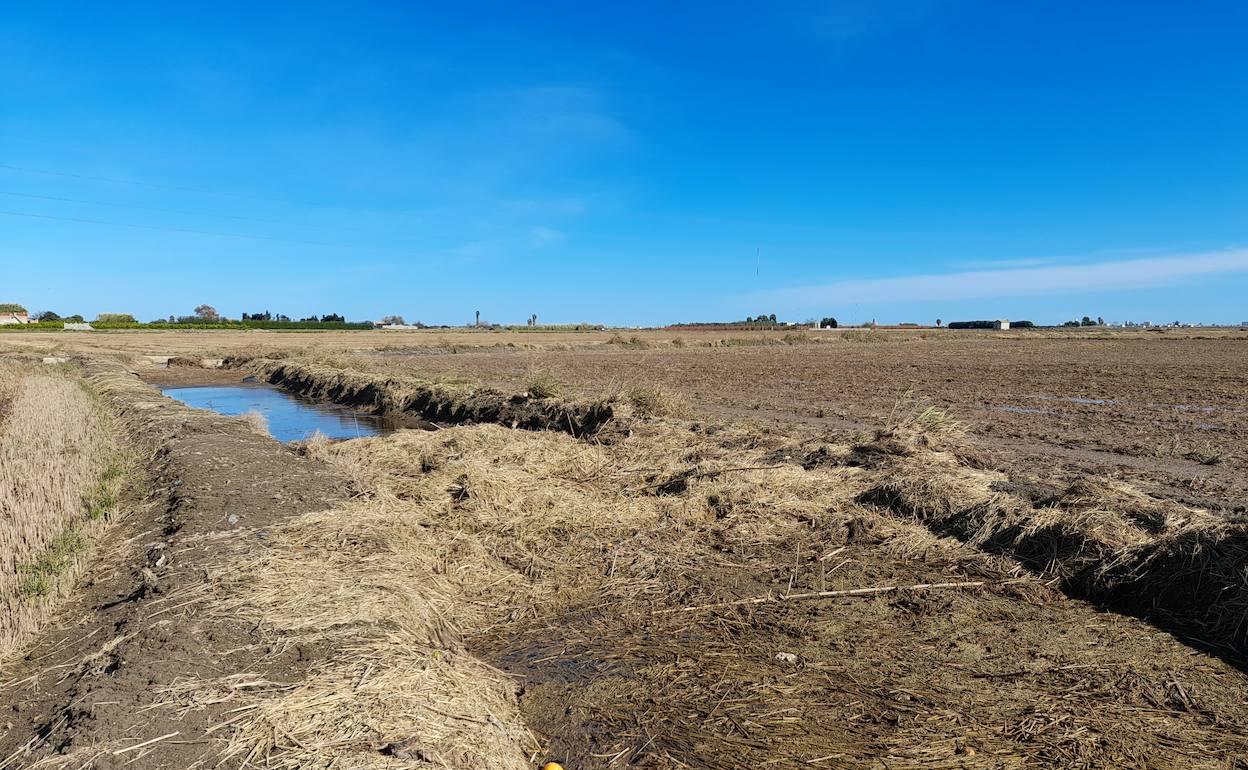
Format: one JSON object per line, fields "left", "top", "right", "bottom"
{"left": 993, "top": 319, "right": 1010, "bottom": 330}
{"left": 0, "top": 304, "right": 29, "bottom": 325}
{"left": 1241, "top": 321, "right": 1248, "bottom": 329}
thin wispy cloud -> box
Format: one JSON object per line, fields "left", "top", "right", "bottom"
{"left": 758, "top": 248, "right": 1248, "bottom": 307}
{"left": 528, "top": 225, "right": 565, "bottom": 248}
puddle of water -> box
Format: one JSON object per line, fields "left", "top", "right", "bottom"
{"left": 1148, "top": 402, "right": 1232, "bottom": 414}
{"left": 1027, "top": 394, "right": 1116, "bottom": 406}
{"left": 998, "top": 405, "right": 1051, "bottom": 415}
{"left": 161, "top": 385, "right": 392, "bottom": 442}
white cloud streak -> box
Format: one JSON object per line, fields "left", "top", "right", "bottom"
{"left": 760, "top": 248, "right": 1248, "bottom": 307}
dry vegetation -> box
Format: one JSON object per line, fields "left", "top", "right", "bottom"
{"left": 0, "top": 360, "right": 127, "bottom": 658}
{"left": 130, "top": 359, "right": 1248, "bottom": 767}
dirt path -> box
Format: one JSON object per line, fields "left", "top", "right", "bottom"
{"left": 0, "top": 361, "right": 350, "bottom": 769}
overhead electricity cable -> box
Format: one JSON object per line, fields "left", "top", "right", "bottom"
{"left": 0, "top": 209, "right": 421, "bottom": 254}
{"left": 0, "top": 190, "right": 374, "bottom": 233}
{"left": 0, "top": 162, "right": 428, "bottom": 218}
{"left": 0, "top": 162, "right": 269, "bottom": 200}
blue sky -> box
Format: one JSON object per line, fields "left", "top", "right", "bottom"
{"left": 2, "top": 2, "right": 1246, "bottom": 325}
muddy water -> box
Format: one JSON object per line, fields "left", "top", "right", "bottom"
{"left": 161, "top": 384, "right": 393, "bottom": 441}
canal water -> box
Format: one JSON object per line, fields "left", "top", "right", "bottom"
{"left": 161, "top": 384, "right": 391, "bottom": 442}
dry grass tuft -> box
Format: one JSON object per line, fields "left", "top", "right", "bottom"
{"left": 851, "top": 396, "right": 983, "bottom": 468}
{"left": 239, "top": 409, "right": 269, "bottom": 436}
{"left": 605, "top": 333, "right": 649, "bottom": 349}
{"left": 522, "top": 370, "right": 562, "bottom": 399}
{"left": 617, "top": 383, "right": 692, "bottom": 419}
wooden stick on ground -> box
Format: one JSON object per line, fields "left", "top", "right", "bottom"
{"left": 659, "top": 580, "right": 998, "bottom": 614}
{"left": 112, "top": 732, "right": 180, "bottom": 755}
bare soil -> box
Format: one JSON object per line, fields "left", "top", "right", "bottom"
{"left": 319, "top": 335, "right": 1248, "bottom": 517}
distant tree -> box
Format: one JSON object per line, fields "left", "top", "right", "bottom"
{"left": 475, "top": 310, "right": 481, "bottom": 327}
{"left": 64, "top": 314, "right": 85, "bottom": 323}
{"left": 320, "top": 313, "right": 345, "bottom": 323}
{"left": 300, "top": 315, "right": 319, "bottom": 323}
{"left": 94, "top": 313, "right": 137, "bottom": 324}
{"left": 769, "top": 313, "right": 777, "bottom": 323}
{"left": 819, "top": 317, "right": 838, "bottom": 329}
{"left": 381, "top": 315, "right": 406, "bottom": 325}
{"left": 194, "top": 304, "right": 219, "bottom": 321}
{"left": 168, "top": 315, "right": 176, "bottom": 323}
{"left": 1080, "top": 315, "right": 1095, "bottom": 326}
{"left": 1097, "top": 316, "right": 1105, "bottom": 326}
{"left": 1064, "top": 320, "right": 1080, "bottom": 327}
{"left": 936, "top": 318, "right": 942, "bottom": 327}
{"left": 275, "top": 313, "right": 291, "bottom": 322}
{"left": 36, "top": 311, "right": 61, "bottom": 322}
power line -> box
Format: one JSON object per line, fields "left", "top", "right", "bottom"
{"left": 0, "top": 162, "right": 269, "bottom": 200}
{"left": 0, "top": 162, "right": 428, "bottom": 219}
{"left": 0, "top": 209, "right": 410, "bottom": 253}
{"left": 0, "top": 190, "right": 372, "bottom": 233}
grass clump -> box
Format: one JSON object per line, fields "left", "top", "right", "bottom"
{"left": 17, "top": 528, "right": 89, "bottom": 599}
{"left": 620, "top": 383, "right": 692, "bottom": 418}
{"left": 842, "top": 328, "right": 888, "bottom": 343}
{"left": 241, "top": 409, "right": 270, "bottom": 436}
{"left": 523, "top": 371, "right": 563, "bottom": 399}
{"left": 606, "top": 333, "right": 650, "bottom": 349}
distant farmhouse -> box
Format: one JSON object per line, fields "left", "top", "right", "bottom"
{"left": 994, "top": 319, "right": 1010, "bottom": 330}
{"left": 0, "top": 304, "right": 30, "bottom": 325}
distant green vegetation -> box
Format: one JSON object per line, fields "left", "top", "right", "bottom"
{"left": 0, "top": 319, "right": 375, "bottom": 331}
{"left": 18, "top": 528, "right": 89, "bottom": 598}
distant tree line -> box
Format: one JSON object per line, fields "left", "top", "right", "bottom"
{"left": 1062, "top": 316, "right": 1105, "bottom": 327}
{"left": 947, "top": 320, "right": 1036, "bottom": 329}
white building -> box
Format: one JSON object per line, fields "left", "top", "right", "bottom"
{"left": 993, "top": 319, "right": 1010, "bottom": 330}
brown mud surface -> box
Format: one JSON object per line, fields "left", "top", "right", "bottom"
{"left": 316, "top": 335, "right": 1248, "bottom": 518}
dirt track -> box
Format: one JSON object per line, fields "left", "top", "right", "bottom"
{"left": 0, "top": 361, "right": 351, "bottom": 769}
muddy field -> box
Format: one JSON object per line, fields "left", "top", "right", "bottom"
{"left": 31, "top": 326, "right": 1236, "bottom": 516}
{"left": 1, "top": 332, "right": 1247, "bottom": 769}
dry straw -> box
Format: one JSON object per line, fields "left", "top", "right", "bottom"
{"left": 0, "top": 360, "right": 126, "bottom": 658}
